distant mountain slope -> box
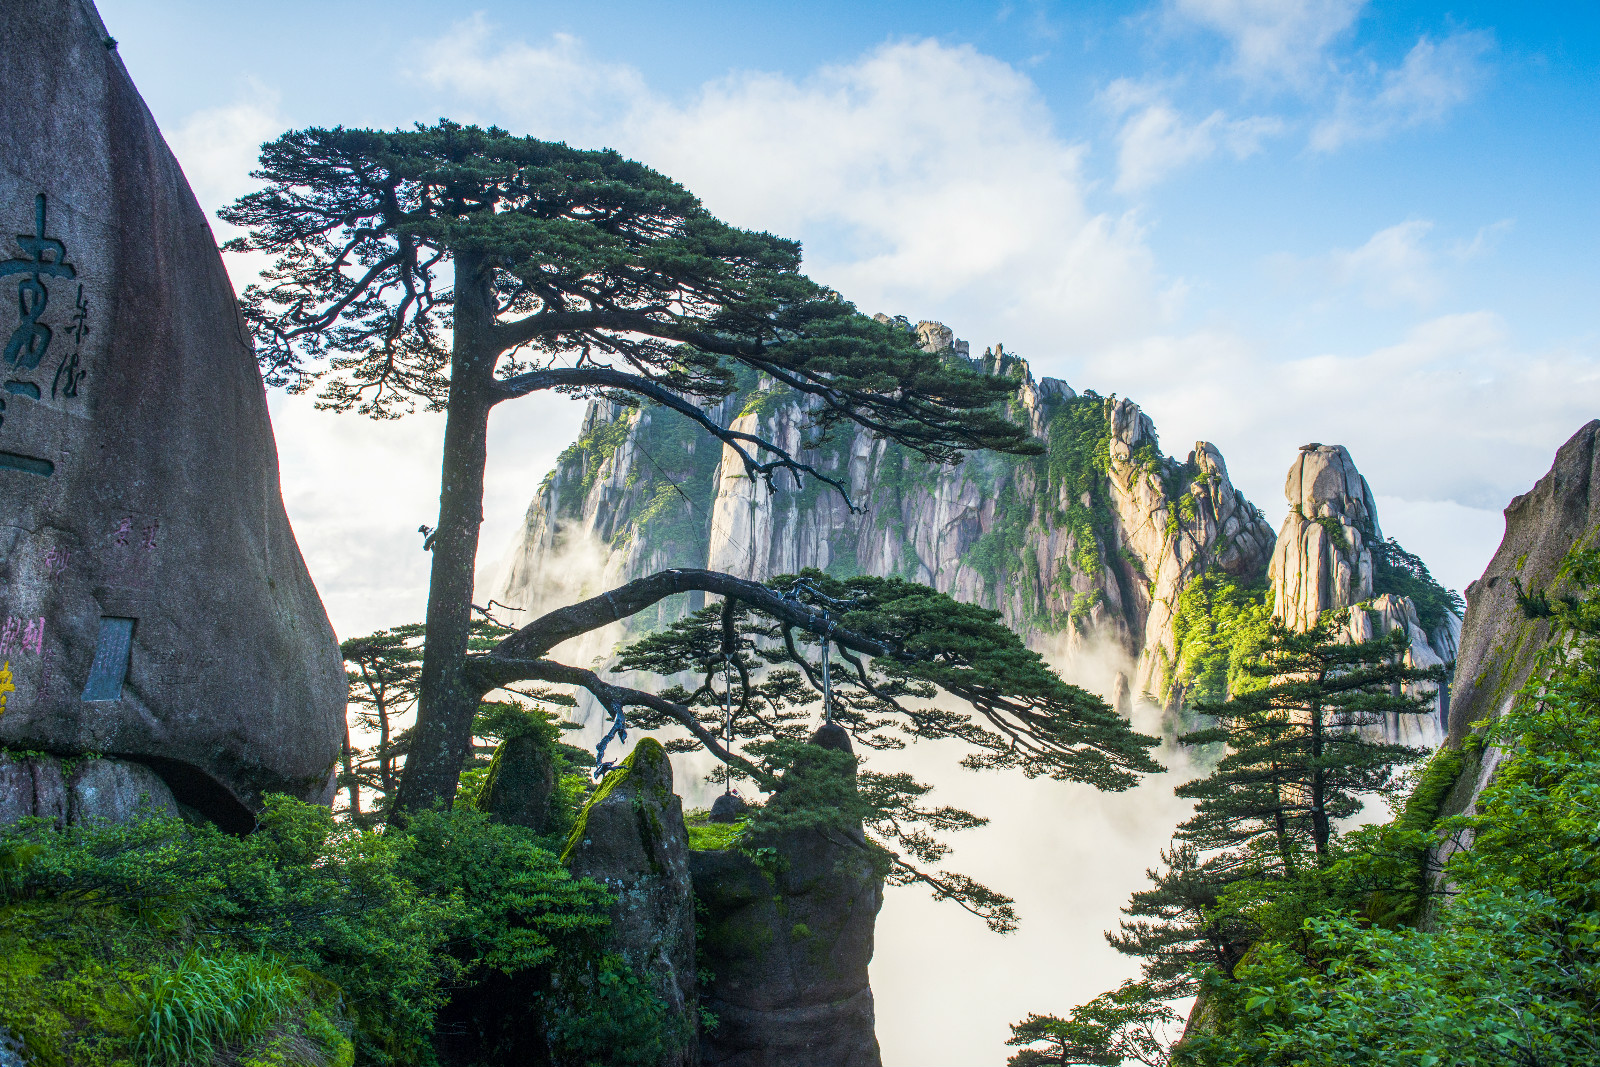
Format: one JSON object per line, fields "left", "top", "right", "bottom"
{"left": 494, "top": 318, "right": 1457, "bottom": 745}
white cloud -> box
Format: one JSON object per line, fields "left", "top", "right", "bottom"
{"left": 418, "top": 15, "right": 648, "bottom": 139}
{"left": 1331, "top": 220, "right": 1439, "bottom": 305}
{"left": 166, "top": 83, "right": 286, "bottom": 290}
{"left": 1102, "top": 78, "right": 1283, "bottom": 191}
{"left": 1269, "top": 216, "right": 1513, "bottom": 312}
{"left": 1082, "top": 312, "right": 1600, "bottom": 526}
{"left": 167, "top": 81, "right": 283, "bottom": 210}
{"left": 1172, "top": 0, "right": 1366, "bottom": 85}
{"left": 1272, "top": 218, "right": 1443, "bottom": 308}
{"left": 424, "top": 32, "right": 1175, "bottom": 357}
{"left": 1311, "top": 31, "right": 1494, "bottom": 150}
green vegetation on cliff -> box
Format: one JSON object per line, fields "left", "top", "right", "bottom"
{"left": 1168, "top": 573, "right": 1272, "bottom": 707}
{"left": 1370, "top": 534, "right": 1466, "bottom": 636}
{"left": 1012, "top": 552, "right": 1600, "bottom": 1065}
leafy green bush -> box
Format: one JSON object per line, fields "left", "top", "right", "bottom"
{"left": 1174, "top": 551, "right": 1600, "bottom": 1065}
{"left": 544, "top": 953, "right": 673, "bottom": 1067}
{"left": 0, "top": 794, "right": 662, "bottom": 1066}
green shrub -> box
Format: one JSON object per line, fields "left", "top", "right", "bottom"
{"left": 544, "top": 953, "right": 673, "bottom": 1067}
{"left": 0, "top": 792, "right": 657, "bottom": 1066}
{"left": 1175, "top": 551, "right": 1600, "bottom": 1065}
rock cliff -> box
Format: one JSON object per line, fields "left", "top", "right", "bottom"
{"left": 494, "top": 320, "right": 1457, "bottom": 738}
{"left": 1270, "top": 444, "right": 1459, "bottom": 746}
{"left": 690, "top": 728, "right": 885, "bottom": 1067}
{"left": 562, "top": 738, "right": 698, "bottom": 1066}
{"left": 0, "top": 0, "right": 345, "bottom": 827}
{"left": 1433, "top": 421, "right": 1600, "bottom": 845}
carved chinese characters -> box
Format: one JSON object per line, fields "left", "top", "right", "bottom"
{"left": 0, "top": 194, "right": 89, "bottom": 476}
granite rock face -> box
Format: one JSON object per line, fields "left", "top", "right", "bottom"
{"left": 562, "top": 738, "right": 697, "bottom": 1066}
{"left": 495, "top": 321, "right": 1463, "bottom": 739}
{"left": 1267, "top": 444, "right": 1457, "bottom": 746}
{"left": 0, "top": 751, "right": 177, "bottom": 826}
{"left": 494, "top": 322, "right": 1277, "bottom": 718}
{"left": 691, "top": 732, "right": 884, "bottom": 1067}
{"left": 0, "top": 0, "right": 344, "bottom": 827}
{"left": 1434, "top": 421, "right": 1600, "bottom": 836}
{"left": 1270, "top": 445, "right": 1382, "bottom": 632}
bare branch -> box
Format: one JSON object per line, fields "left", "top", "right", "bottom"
{"left": 489, "top": 568, "right": 891, "bottom": 664}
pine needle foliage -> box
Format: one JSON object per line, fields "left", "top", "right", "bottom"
{"left": 616, "top": 569, "right": 1162, "bottom": 930}
{"left": 221, "top": 120, "right": 1044, "bottom": 815}
{"left": 618, "top": 569, "right": 1163, "bottom": 789}
{"left": 1177, "top": 614, "right": 1443, "bottom": 865}
{"left": 1007, "top": 981, "right": 1180, "bottom": 1067}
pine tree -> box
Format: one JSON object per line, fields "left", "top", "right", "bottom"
{"left": 1176, "top": 613, "right": 1444, "bottom": 868}
{"left": 606, "top": 569, "right": 1165, "bottom": 928}
{"left": 1106, "top": 844, "right": 1256, "bottom": 997}
{"left": 1007, "top": 981, "right": 1178, "bottom": 1066}
{"left": 221, "top": 122, "right": 1041, "bottom": 816}
{"left": 339, "top": 619, "right": 581, "bottom": 823}
{"left": 1047, "top": 610, "right": 1448, "bottom": 1041}
{"left": 340, "top": 625, "right": 424, "bottom": 823}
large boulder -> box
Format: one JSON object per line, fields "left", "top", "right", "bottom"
{"left": 0, "top": 0, "right": 344, "bottom": 828}
{"left": 478, "top": 732, "right": 558, "bottom": 833}
{"left": 690, "top": 729, "right": 884, "bottom": 1067}
{"left": 1435, "top": 421, "right": 1600, "bottom": 833}
{"left": 1267, "top": 443, "right": 1455, "bottom": 746}
{"left": 562, "top": 738, "right": 697, "bottom": 1066}
{"left": 0, "top": 751, "right": 178, "bottom": 826}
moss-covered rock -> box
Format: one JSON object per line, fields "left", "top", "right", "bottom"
{"left": 562, "top": 738, "right": 696, "bottom": 1066}
{"left": 476, "top": 733, "right": 557, "bottom": 834}
{"left": 690, "top": 729, "right": 884, "bottom": 1067}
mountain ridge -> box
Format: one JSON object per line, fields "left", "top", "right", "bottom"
{"left": 494, "top": 318, "right": 1457, "bottom": 746}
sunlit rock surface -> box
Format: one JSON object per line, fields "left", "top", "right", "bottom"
{"left": 492, "top": 320, "right": 1459, "bottom": 743}
{"left": 1269, "top": 444, "right": 1457, "bottom": 746}
{"left": 0, "top": 0, "right": 344, "bottom": 827}
{"left": 1271, "top": 444, "right": 1383, "bottom": 631}
{"left": 1434, "top": 420, "right": 1600, "bottom": 851}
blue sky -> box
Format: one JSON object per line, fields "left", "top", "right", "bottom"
{"left": 96, "top": 0, "right": 1600, "bottom": 624}
{"left": 96, "top": 0, "right": 1600, "bottom": 629}
{"left": 91, "top": 2, "right": 1599, "bottom": 1062}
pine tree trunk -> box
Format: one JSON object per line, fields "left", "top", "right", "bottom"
{"left": 392, "top": 250, "right": 496, "bottom": 818}
{"left": 1309, "top": 683, "right": 1330, "bottom": 855}
{"left": 341, "top": 726, "right": 362, "bottom": 819}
